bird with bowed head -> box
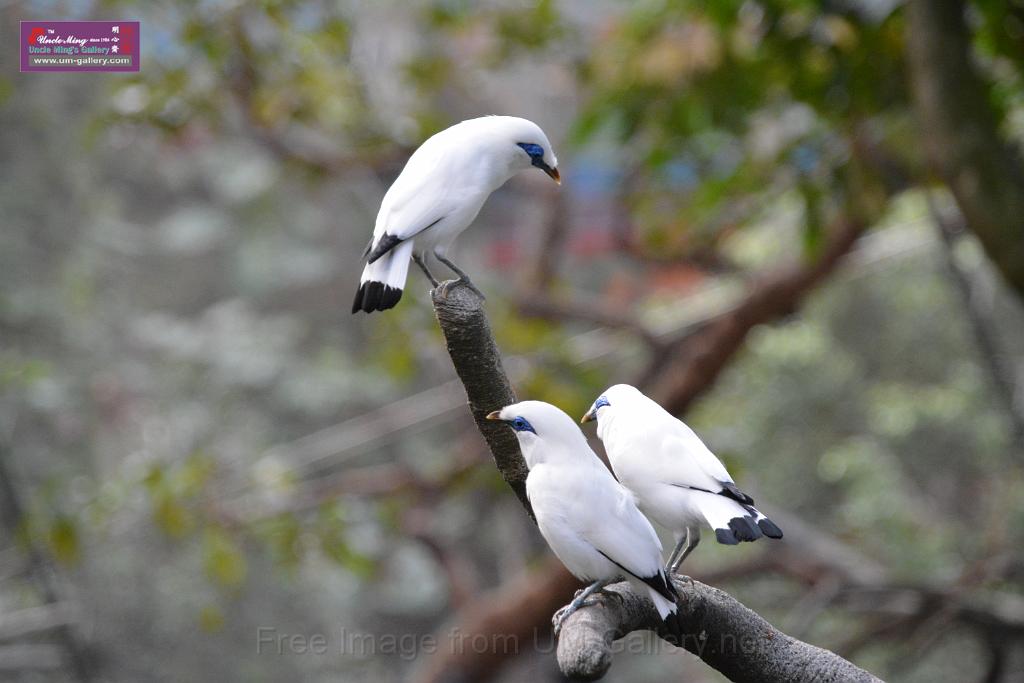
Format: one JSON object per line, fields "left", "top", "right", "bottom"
{"left": 486, "top": 400, "right": 677, "bottom": 634}
{"left": 582, "top": 384, "right": 783, "bottom": 573}
{"left": 352, "top": 116, "right": 560, "bottom": 313}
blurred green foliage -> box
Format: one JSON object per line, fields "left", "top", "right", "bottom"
{"left": 3, "top": 1, "right": 1024, "bottom": 682}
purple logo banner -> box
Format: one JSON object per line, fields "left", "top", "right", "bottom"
{"left": 21, "top": 21, "right": 139, "bottom": 72}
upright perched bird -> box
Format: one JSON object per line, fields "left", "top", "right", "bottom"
{"left": 487, "top": 400, "right": 677, "bottom": 632}
{"left": 352, "top": 116, "right": 560, "bottom": 313}
{"left": 582, "top": 384, "right": 783, "bottom": 572}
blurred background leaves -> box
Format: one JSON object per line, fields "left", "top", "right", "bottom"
{"left": 3, "top": 0, "right": 1024, "bottom": 682}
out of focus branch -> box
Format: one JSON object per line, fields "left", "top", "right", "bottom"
{"left": 907, "top": 0, "right": 1024, "bottom": 300}
{"left": 527, "top": 188, "right": 570, "bottom": 290}
{"left": 246, "top": 124, "right": 407, "bottom": 177}
{"left": 516, "top": 296, "right": 664, "bottom": 351}
{"left": 415, "top": 556, "right": 580, "bottom": 683}
{"left": 0, "top": 644, "right": 65, "bottom": 672}
{"left": 0, "top": 445, "right": 91, "bottom": 681}
{"left": 749, "top": 512, "right": 1024, "bottom": 661}
{"left": 648, "top": 218, "right": 867, "bottom": 414}
{"left": 928, "top": 201, "right": 1024, "bottom": 451}
{"left": 425, "top": 281, "right": 878, "bottom": 682}
{"left": 0, "top": 604, "right": 77, "bottom": 641}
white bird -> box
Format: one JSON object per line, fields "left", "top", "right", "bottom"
{"left": 582, "top": 384, "right": 783, "bottom": 573}
{"left": 352, "top": 116, "right": 560, "bottom": 313}
{"left": 486, "top": 400, "right": 677, "bottom": 632}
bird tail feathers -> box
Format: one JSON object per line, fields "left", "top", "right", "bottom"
{"left": 693, "top": 491, "right": 783, "bottom": 545}
{"left": 628, "top": 569, "right": 678, "bottom": 620}
{"left": 648, "top": 583, "right": 678, "bottom": 620}
{"left": 352, "top": 241, "right": 413, "bottom": 313}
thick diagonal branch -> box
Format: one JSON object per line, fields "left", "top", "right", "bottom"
{"left": 556, "top": 577, "right": 882, "bottom": 682}
{"left": 648, "top": 218, "right": 866, "bottom": 414}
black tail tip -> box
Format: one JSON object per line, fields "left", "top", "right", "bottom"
{"left": 715, "top": 528, "right": 740, "bottom": 545}
{"left": 351, "top": 281, "right": 403, "bottom": 314}
{"left": 659, "top": 609, "right": 684, "bottom": 643}
{"left": 716, "top": 515, "right": 764, "bottom": 544}
{"left": 758, "top": 518, "right": 784, "bottom": 539}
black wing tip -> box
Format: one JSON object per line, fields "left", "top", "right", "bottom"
{"left": 758, "top": 517, "right": 784, "bottom": 539}
{"left": 720, "top": 481, "right": 755, "bottom": 505}
{"left": 351, "top": 281, "right": 403, "bottom": 314}
{"left": 366, "top": 233, "right": 402, "bottom": 264}
{"left": 597, "top": 550, "right": 678, "bottom": 604}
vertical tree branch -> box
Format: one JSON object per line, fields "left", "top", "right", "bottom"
{"left": 928, "top": 201, "right": 1024, "bottom": 452}
{"left": 528, "top": 189, "right": 569, "bottom": 292}
{"left": 906, "top": 0, "right": 1024, "bottom": 300}
{"left": 431, "top": 286, "right": 532, "bottom": 518}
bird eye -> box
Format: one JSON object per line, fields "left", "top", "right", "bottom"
{"left": 510, "top": 416, "right": 536, "bottom": 433}
{"left": 516, "top": 142, "right": 544, "bottom": 159}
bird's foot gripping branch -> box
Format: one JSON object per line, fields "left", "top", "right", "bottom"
{"left": 429, "top": 281, "right": 881, "bottom": 682}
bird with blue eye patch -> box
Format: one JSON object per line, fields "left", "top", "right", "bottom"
{"left": 581, "top": 384, "right": 783, "bottom": 573}
{"left": 486, "top": 400, "right": 678, "bottom": 634}
{"left": 352, "top": 116, "right": 560, "bottom": 314}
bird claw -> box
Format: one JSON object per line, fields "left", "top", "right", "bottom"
{"left": 551, "top": 607, "right": 569, "bottom": 636}
{"left": 551, "top": 595, "right": 603, "bottom": 638}
{"left": 669, "top": 573, "right": 695, "bottom": 590}
{"left": 551, "top": 605, "right": 579, "bottom": 638}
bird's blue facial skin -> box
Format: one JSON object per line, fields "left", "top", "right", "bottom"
{"left": 510, "top": 416, "right": 536, "bottom": 434}
{"left": 593, "top": 395, "right": 611, "bottom": 412}
{"left": 517, "top": 142, "right": 546, "bottom": 168}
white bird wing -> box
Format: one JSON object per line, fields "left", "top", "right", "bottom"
{"left": 575, "top": 471, "right": 664, "bottom": 582}
{"left": 369, "top": 127, "right": 480, "bottom": 250}
{"left": 662, "top": 419, "right": 732, "bottom": 482}
{"left": 529, "top": 459, "right": 663, "bottom": 579}
{"left": 607, "top": 412, "right": 728, "bottom": 493}
{"left": 374, "top": 148, "right": 449, "bottom": 240}
{"left": 654, "top": 420, "right": 762, "bottom": 506}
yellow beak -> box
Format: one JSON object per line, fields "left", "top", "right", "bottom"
{"left": 485, "top": 411, "right": 502, "bottom": 421}
{"left": 580, "top": 410, "right": 596, "bottom": 424}
{"left": 546, "top": 167, "right": 561, "bottom": 185}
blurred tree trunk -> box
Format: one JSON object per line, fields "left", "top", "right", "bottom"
{"left": 907, "top": 0, "right": 1024, "bottom": 301}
